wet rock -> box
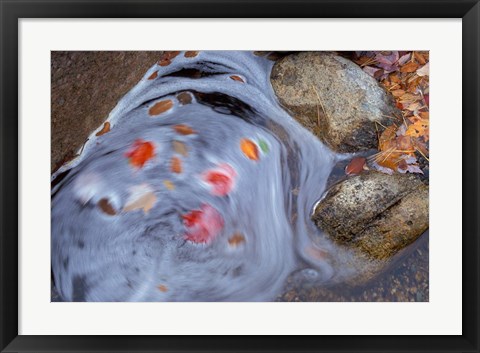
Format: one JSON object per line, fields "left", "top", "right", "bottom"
{"left": 270, "top": 52, "right": 400, "bottom": 152}
{"left": 51, "top": 51, "right": 164, "bottom": 172}
{"left": 312, "top": 171, "right": 428, "bottom": 260}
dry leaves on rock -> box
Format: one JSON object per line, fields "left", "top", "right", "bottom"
{"left": 346, "top": 51, "right": 429, "bottom": 175}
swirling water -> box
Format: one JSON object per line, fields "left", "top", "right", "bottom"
{"left": 51, "top": 51, "right": 361, "bottom": 302}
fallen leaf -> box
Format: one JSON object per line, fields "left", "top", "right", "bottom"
{"left": 172, "top": 140, "right": 188, "bottom": 157}
{"left": 149, "top": 100, "right": 173, "bottom": 116}
{"left": 177, "top": 92, "right": 192, "bottom": 105}
{"left": 397, "top": 53, "right": 411, "bottom": 66}
{"left": 182, "top": 204, "right": 224, "bottom": 244}
{"left": 258, "top": 139, "right": 269, "bottom": 153}
{"left": 416, "top": 62, "right": 429, "bottom": 77}
{"left": 98, "top": 198, "right": 116, "bottom": 216}
{"left": 125, "top": 139, "right": 155, "bottom": 168}
{"left": 400, "top": 61, "right": 419, "bottom": 73}
{"left": 95, "top": 122, "right": 110, "bottom": 136}
{"left": 158, "top": 51, "right": 180, "bottom": 66}
{"left": 414, "top": 51, "right": 427, "bottom": 65}
{"left": 202, "top": 163, "right": 236, "bottom": 196}
{"left": 157, "top": 284, "right": 168, "bottom": 292}
{"left": 240, "top": 138, "right": 259, "bottom": 161}
{"left": 171, "top": 156, "right": 182, "bottom": 173}
{"left": 230, "top": 75, "right": 245, "bottom": 83}
{"left": 147, "top": 71, "right": 158, "bottom": 80}
{"left": 378, "top": 125, "right": 397, "bottom": 151}
{"left": 184, "top": 51, "right": 199, "bottom": 58}
{"left": 228, "top": 233, "right": 246, "bottom": 247}
{"left": 345, "top": 157, "right": 366, "bottom": 175}
{"left": 391, "top": 89, "right": 406, "bottom": 97}
{"left": 163, "top": 180, "right": 175, "bottom": 190}
{"left": 406, "top": 119, "right": 429, "bottom": 141}
{"left": 123, "top": 184, "right": 157, "bottom": 214}
{"left": 173, "top": 124, "right": 196, "bottom": 135}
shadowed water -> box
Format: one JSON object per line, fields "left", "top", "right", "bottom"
{"left": 51, "top": 51, "right": 367, "bottom": 302}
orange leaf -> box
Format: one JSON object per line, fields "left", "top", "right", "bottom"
{"left": 95, "top": 122, "right": 110, "bottom": 136}
{"left": 147, "top": 71, "right": 158, "bottom": 80}
{"left": 173, "top": 124, "right": 195, "bottom": 135}
{"left": 406, "top": 119, "right": 429, "bottom": 141}
{"left": 378, "top": 125, "right": 397, "bottom": 151}
{"left": 125, "top": 139, "right": 155, "bottom": 168}
{"left": 149, "top": 100, "right": 173, "bottom": 116}
{"left": 171, "top": 156, "right": 182, "bottom": 173}
{"left": 400, "top": 61, "right": 419, "bottom": 73}
{"left": 240, "top": 138, "right": 259, "bottom": 161}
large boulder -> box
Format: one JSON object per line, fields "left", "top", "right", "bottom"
{"left": 270, "top": 52, "right": 400, "bottom": 152}
{"left": 312, "top": 171, "right": 429, "bottom": 260}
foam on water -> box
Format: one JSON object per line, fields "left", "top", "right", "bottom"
{"left": 51, "top": 51, "right": 355, "bottom": 301}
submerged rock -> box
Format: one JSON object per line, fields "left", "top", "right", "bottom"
{"left": 270, "top": 52, "right": 400, "bottom": 152}
{"left": 312, "top": 171, "right": 429, "bottom": 260}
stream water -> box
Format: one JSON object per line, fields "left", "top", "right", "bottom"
{"left": 51, "top": 51, "right": 423, "bottom": 302}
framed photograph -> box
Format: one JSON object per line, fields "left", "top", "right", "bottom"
{"left": 1, "top": 0, "right": 478, "bottom": 352}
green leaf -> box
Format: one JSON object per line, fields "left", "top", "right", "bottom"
{"left": 258, "top": 139, "right": 269, "bottom": 153}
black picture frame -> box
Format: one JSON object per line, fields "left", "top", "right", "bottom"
{"left": 1, "top": 1, "right": 479, "bottom": 352}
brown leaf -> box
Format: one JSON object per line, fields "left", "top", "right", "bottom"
{"left": 176, "top": 92, "right": 192, "bottom": 105}
{"left": 95, "top": 122, "right": 110, "bottom": 136}
{"left": 172, "top": 140, "right": 188, "bottom": 157}
{"left": 230, "top": 75, "right": 245, "bottom": 83}
{"left": 173, "top": 124, "right": 195, "bottom": 135}
{"left": 171, "top": 156, "right": 182, "bottom": 173}
{"left": 149, "top": 100, "right": 173, "bottom": 116}
{"left": 228, "top": 233, "right": 246, "bottom": 247}
{"left": 396, "top": 135, "right": 414, "bottom": 152}
{"left": 379, "top": 125, "right": 397, "bottom": 151}
{"left": 147, "top": 71, "right": 158, "bottom": 80}
{"left": 400, "top": 61, "right": 419, "bottom": 73}
{"left": 345, "top": 157, "right": 366, "bottom": 175}
{"left": 98, "top": 198, "right": 116, "bottom": 216}
{"left": 158, "top": 51, "right": 180, "bottom": 66}
{"left": 399, "top": 93, "right": 422, "bottom": 104}
{"left": 414, "top": 51, "right": 427, "bottom": 65}
{"left": 157, "top": 284, "right": 168, "bottom": 292}
{"left": 123, "top": 184, "right": 157, "bottom": 214}
{"left": 184, "top": 51, "right": 199, "bottom": 58}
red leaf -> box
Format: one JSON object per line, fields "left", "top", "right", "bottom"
{"left": 182, "top": 204, "right": 224, "bottom": 244}
{"left": 125, "top": 139, "right": 155, "bottom": 168}
{"left": 202, "top": 163, "right": 236, "bottom": 196}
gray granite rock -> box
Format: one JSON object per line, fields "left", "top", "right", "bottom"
{"left": 271, "top": 52, "right": 401, "bottom": 152}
